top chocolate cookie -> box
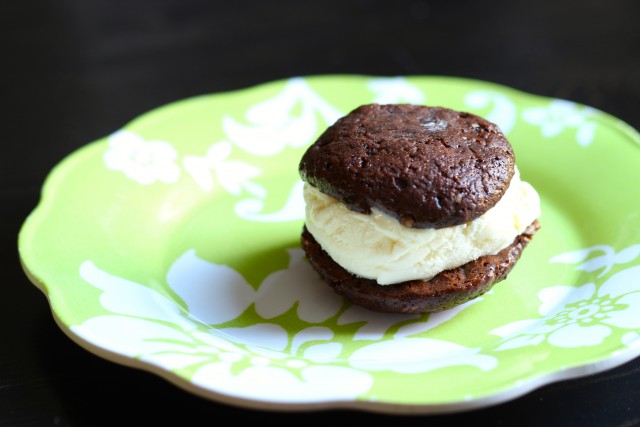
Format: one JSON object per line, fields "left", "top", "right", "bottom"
{"left": 299, "top": 104, "right": 515, "bottom": 229}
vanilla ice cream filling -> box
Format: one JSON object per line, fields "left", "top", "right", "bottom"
{"left": 303, "top": 167, "right": 541, "bottom": 285}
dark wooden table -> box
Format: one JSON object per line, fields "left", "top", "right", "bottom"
{"left": 3, "top": 1, "right": 639, "bottom": 425}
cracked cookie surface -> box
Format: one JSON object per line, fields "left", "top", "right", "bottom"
{"left": 299, "top": 103, "right": 515, "bottom": 229}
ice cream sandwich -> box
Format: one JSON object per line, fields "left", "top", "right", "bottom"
{"left": 299, "top": 103, "right": 541, "bottom": 313}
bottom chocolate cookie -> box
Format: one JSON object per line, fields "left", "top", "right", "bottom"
{"left": 301, "top": 220, "right": 541, "bottom": 314}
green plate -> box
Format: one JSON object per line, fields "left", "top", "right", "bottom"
{"left": 18, "top": 75, "right": 640, "bottom": 414}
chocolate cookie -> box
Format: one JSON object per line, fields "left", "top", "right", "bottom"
{"left": 299, "top": 103, "right": 515, "bottom": 229}
{"left": 301, "top": 220, "right": 540, "bottom": 314}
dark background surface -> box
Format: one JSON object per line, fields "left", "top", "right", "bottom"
{"left": 3, "top": 0, "right": 640, "bottom": 425}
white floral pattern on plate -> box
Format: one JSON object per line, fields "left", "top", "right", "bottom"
{"left": 73, "top": 248, "right": 496, "bottom": 402}
{"left": 105, "top": 130, "right": 181, "bottom": 185}
{"left": 522, "top": 99, "right": 598, "bottom": 146}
